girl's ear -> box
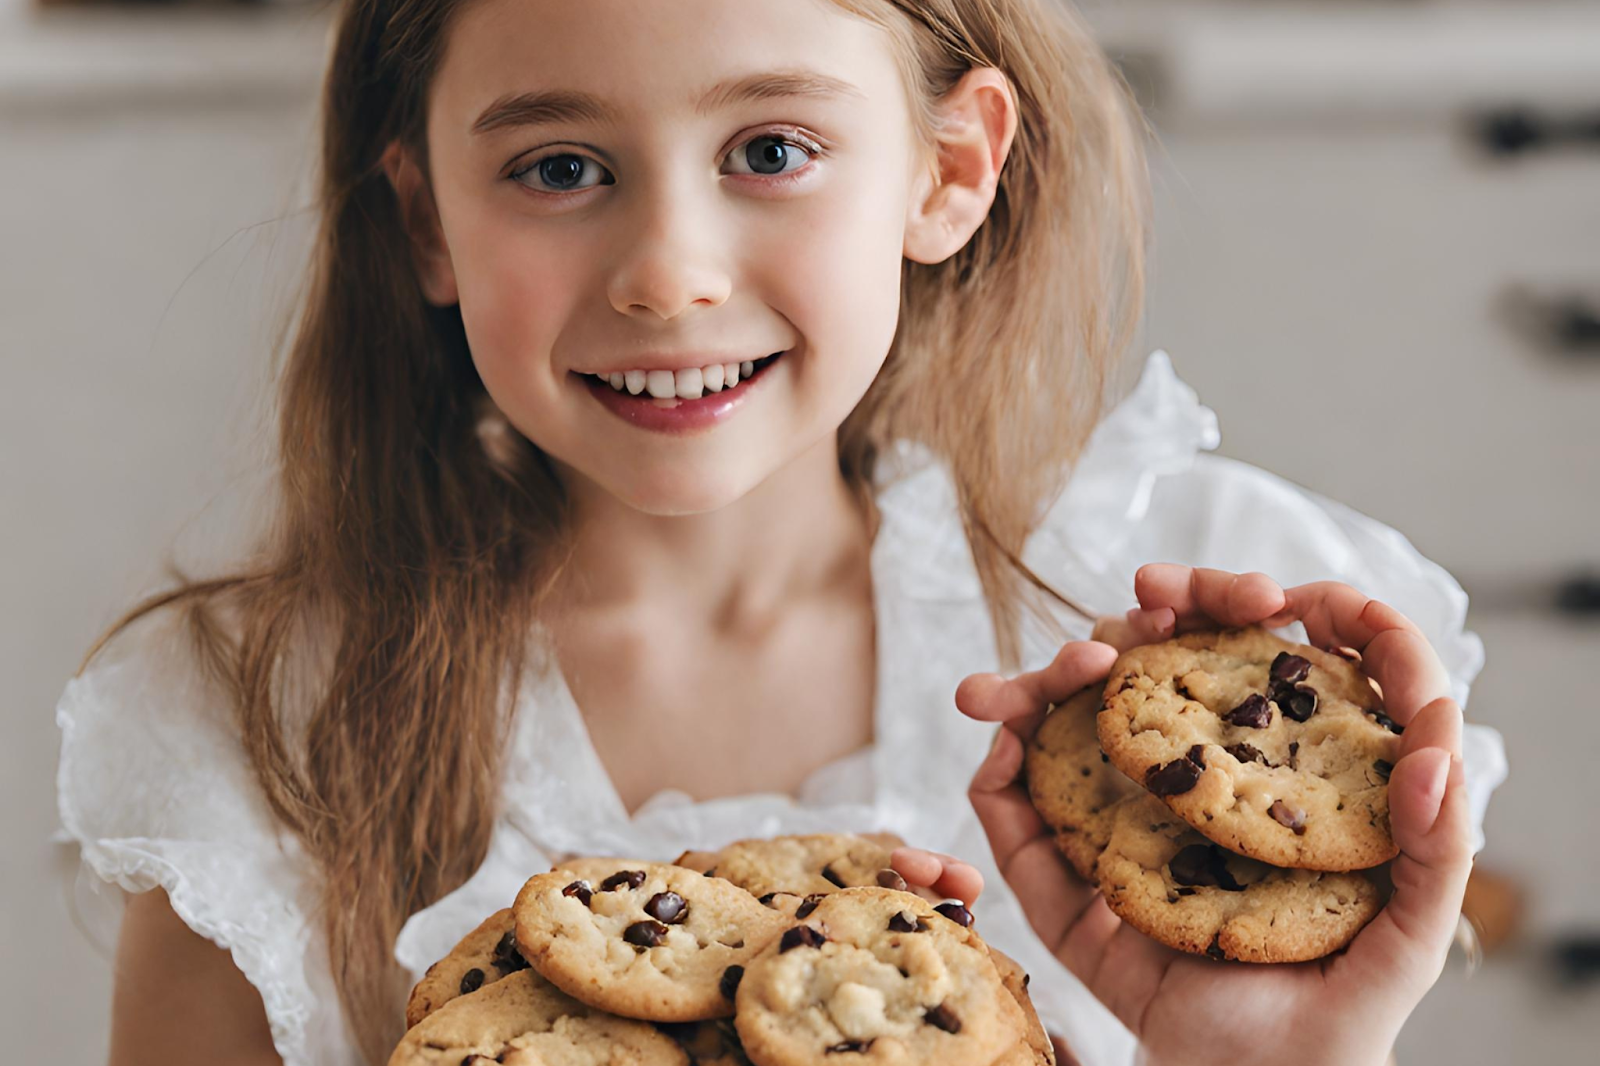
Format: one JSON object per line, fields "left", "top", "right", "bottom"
{"left": 381, "top": 141, "right": 461, "bottom": 307}
{"left": 903, "top": 67, "right": 1017, "bottom": 266}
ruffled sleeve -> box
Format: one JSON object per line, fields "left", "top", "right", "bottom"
{"left": 1026, "top": 351, "right": 1509, "bottom": 849}
{"left": 54, "top": 608, "right": 355, "bottom": 1066}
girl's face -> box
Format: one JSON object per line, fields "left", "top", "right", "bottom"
{"left": 417, "top": 0, "right": 927, "bottom": 515}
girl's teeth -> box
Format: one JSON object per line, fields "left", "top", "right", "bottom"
{"left": 645, "top": 370, "right": 676, "bottom": 399}
{"left": 599, "top": 354, "right": 781, "bottom": 398}
{"left": 675, "top": 366, "right": 704, "bottom": 400}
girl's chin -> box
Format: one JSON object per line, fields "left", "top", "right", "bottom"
{"left": 587, "top": 462, "right": 769, "bottom": 517}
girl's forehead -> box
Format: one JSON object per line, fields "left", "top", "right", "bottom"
{"left": 433, "top": 0, "right": 903, "bottom": 132}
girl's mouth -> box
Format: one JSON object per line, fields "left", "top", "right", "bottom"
{"left": 578, "top": 351, "right": 785, "bottom": 402}
{"left": 576, "top": 350, "right": 788, "bottom": 435}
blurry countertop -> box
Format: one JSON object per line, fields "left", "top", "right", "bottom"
{"left": 1, "top": 0, "right": 1597, "bottom": 118}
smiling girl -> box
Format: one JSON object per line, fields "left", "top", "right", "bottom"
{"left": 56, "top": 1, "right": 1503, "bottom": 1064}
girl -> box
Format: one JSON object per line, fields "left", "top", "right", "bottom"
{"left": 55, "top": 1, "right": 1505, "bottom": 1064}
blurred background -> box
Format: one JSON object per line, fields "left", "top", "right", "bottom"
{"left": 3, "top": 0, "right": 1596, "bottom": 1062}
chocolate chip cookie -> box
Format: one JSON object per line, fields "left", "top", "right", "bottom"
{"left": 1098, "top": 627, "right": 1402, "bottom": 871}
{"left": 405, "top": 908, "right": 544, "bottom": 1028}
{"left": 987, "top": 946, "right": 1056, "bottom": 1066}
{"left": 684, "top": 833, "right": 908, "bottom": 900}
{"left": 513, "top": 861, "right": 791, "bottom": 1023}
{"left": 733, "top": 887, "right": 1024, "bottom": 1066}
{"left": 389, "top": 969, "right": 689, "bottom": 1065}
{"left": 1095, "top": 792, "right": 1383, "bottom": 962}
{"left": 1024, "top": 689, "right": 1142, "bottom": 880}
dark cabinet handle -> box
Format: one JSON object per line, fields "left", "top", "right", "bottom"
{"left": 1474, "top": 108, "right": 1600, "bottom": 158}
{"left": 1498, "top": 285, "right": 1600, "bottom": 358}
{"left": 1557, "top": 575, "right": 1600, "bottom": 617}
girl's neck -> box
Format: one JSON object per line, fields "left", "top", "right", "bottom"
{"left": 550, "top": 433, "right": 873, "bottom": 631}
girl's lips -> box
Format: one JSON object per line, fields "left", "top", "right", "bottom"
{"left": 578, "top": 352, "right": 786, "bottom": 435}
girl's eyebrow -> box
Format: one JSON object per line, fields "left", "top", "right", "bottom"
{"left": 469, "top": 69, "right": 866, "bottom": 136}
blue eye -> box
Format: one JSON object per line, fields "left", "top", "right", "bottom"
{"left": 726, "top": 135, "right": 812, "bottom": 177}
{"left": 511, "top": 153, "right": 611, "bottom": 192}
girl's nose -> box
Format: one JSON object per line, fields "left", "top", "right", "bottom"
{"left": 606, "top": 186, "right": 733, "bottom": 321}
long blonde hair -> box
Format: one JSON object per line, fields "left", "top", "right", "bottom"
{"left": 79, "top": 0, "right": 1148, "bottom": 1059}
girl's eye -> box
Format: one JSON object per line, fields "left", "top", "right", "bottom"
{"left": 722, "top": 134, "right": 816, "bottom": 178}
{"left": 511, "top": 154, "right": 612, "bottom": 193}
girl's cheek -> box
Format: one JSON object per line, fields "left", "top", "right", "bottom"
{"left": 458, "top": 227, "right": 581, "bottom": 401}
{"left": 766, "top": 183, "right": 908, "bottom": 387}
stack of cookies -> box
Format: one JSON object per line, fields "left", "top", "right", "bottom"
{"left": 1026, "top": 626, "right": 1404, "bottom": 963}
{"left": 391, "top": 833, "right": 1055, "bottom": 1065}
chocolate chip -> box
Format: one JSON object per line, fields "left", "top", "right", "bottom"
{"left": 1369, "top": 710, "right": 1405, "bottom": 735}
{"left": 887, "top": 910, "right": 927, "bottom": 933}
{"left": 821, "top": 865, "right": 846, "bottom": 888}
{"left": 623, "top": 920, "right": 669, "bottom": 949}
{"left": 825, "top": 1040, "right": 875, "bottom": 1054}
{"left": 934, "top": 902, "right": 974, "bottom": 928}
{"left": 719, "top": 965, "right": 745, "bottom": 1000}
{"left": 491, "top": 931, "right": 530, "bottom": 973}
{"left": 876, "top": 869, "right": 909, "bottom": 892}
{"left": 458, "top": 967, "right": 484, "bottom": 995}
{"left": 1288, "top": 741, "right": 1300, "bottom": 770}
{"left": 1167, "top": 844, "right": 1244, "bottom": 891}
{"left": 601, "top": 870, "right": 647, "bottom": 892}
{"left": 1223, "top": 693, "right": 1272, "bottom": 729}
{"left": 644, "top": 891, "right": 689, "bottom": 924}
{"left": 1270, "top": 652, "right": 1312, "bottom": 685}
{"left": 561, "top": 879, "right": 594, "bottom": 906}
{"left": 1373, "top": 759, "right": 1394, "bottom": 781}
{"left": 1188, "top": 744, "right": 1207, "bottom": 767}
{"left": 779, "top": 925, "right": 827, "bottom": 952}
{"left": 1100, "top": 752, "right": 1110, "bottom": 763}
{"left": 1269, "top": 800, "right": 1307, "bottom": 835}
{"left": 702, "top": 868, "right": 716, "bottom": 877}
{"left": 1223, "top": 742, "right": 1266, "bottom": 765}
{"left": 1146, "top": 751, "right": 1204, "bottom": 796}
{"left": 924, "top": 1003, "right": 963, "bottom": 1033}
{"left": 795, "top": 894, "right": 825, "bottom": 920}
{"left": 758, "top": 892, "right": 780, "bottom": 906}
{"left": 1279, "top": 683, "right": 1319, "bottom": 722}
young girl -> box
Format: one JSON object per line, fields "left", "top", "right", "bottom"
{"left": 55, "top": 1, "right": 1505, "bottom": 1064}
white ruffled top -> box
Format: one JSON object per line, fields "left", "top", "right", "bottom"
{"left": 55, "top": 352, "right": 1508, "bottom": 1066}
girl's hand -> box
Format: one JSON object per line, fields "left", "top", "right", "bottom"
{"left": 954, "top": 565, "right": 1472, "bottom": 1066}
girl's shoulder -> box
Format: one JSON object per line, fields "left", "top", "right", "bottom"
{"left": 55, "top": 604, "right": 345, "bottom": 1066}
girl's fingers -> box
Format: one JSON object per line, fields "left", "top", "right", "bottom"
{"left": 1267, "top": 581, "right": 1423, "bottom": 648}
{"left": 1091, "top": 607, "right": 1175, "bottom": 652}
{"left": 890, "top": 847, "right": 984, "bottom": 905}
{"left": 1335, "top": 698, "right": 1472, "bottom": 993}
{"left": 1135, "top": 564, "right": 1287, "bottom": 631}
{"left": 955, "top": 641, "right": 1120, "bottom": 735}
{"left": 1360, "top": 628, "right": 1453, "bottom": 725}
{"left": 1271, "top": 582, "right": 1450, "bottom": 725}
